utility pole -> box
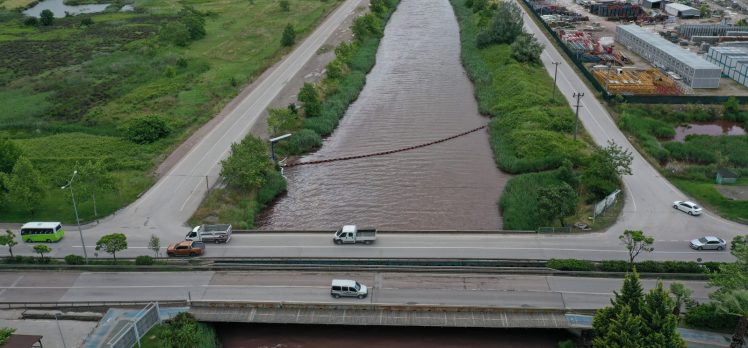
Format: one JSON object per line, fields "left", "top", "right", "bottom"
{"left": 573, "top": 92, "right": 584, "bottom": 141}
{"left": 62, "top": 171, "right": 87, "bottom": 263}
{"left": 552, "top": 62, "right": 561, "bottom": 101}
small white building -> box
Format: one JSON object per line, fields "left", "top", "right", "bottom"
{"left": 665, "top": 3, "right": 700, "bottom": 18}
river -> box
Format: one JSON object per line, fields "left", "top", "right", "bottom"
{"left": 257, "top": 0, "right": 508, "bottom": 230}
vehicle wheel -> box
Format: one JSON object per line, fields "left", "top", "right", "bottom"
{"left": 215, "top": 239, "right": 220, "bottom": 244}
{"left": 358, "top": 295, "right": 365, "bottom": 299}
{"left": 673, "top": 205, "right": 678, "bottom": 209}
{"left": 333, "top": 294, "right": 340, "bottom": 299}
{"left": 697, "top": 246, "right": 703, "bottom": 250}
{"left": 718, "top": 246, "right": 724, "bottom": 251}
{"left": 334, "top": 240, "right": 342, "bottom": 245}
{"left": 46, "top": 239, "right": 51, "bottom": 243}
{"left": 364, "top": 240, "right": 372, "bottom": 245}
{"left": 688, "top": 211, "right": 693, "bottom": 216}
{"left": 190, "top": 252, "right": 197, "bottom": 257}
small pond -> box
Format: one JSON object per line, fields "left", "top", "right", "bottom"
{"left": 673, "top": 120, "right": 746, "bottom": 142}
{"left": 23, "top": 0, "right": 110, "bottom": 18}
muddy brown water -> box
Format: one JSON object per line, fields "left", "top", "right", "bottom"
{"left": 216, "top": 323, "right": 573, "bottom": 348}
{"left": 257, "top": 0, "right": 507, "bottom": 230}
{"left": 673, "top": 121, "right": 746, "bottom": 142}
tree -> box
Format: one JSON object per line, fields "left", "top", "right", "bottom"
{"left": 267, "top": 107, "right": 301, "bottom": 136}
{"left": 124, "top": 115, "right": 171, "bottom": 144}
{"left": 149, "top": 234, "right": 161, "bottom": 258}
{"left": 279, "top": 0, "right": 290, "bottom": 11}
{"left": 641, "top": 282, "right": 686, "bottom": 348}
{"left": 40, "top": 9, "right": 54, "bottom": 26}
{"left": 79, "top": 160, "right": 116, "bottom": 218}
{"left": 281, "top": 23, "right": 296, "bottom": 47}
{"left": 557, "top": 159, "right": 579, "bottom": 189}
{"left": 600, "top": 140, "right": 634, "bottom": 176}
{"left": 160, "top": 21, "right": 191, "bottom": 47}
{"left": 95, "top": 233, "right": 128, "bottom": 263}
{"left": 593, "top": 269, "right": 644, "bottom": 338}
{"left": 0, "top": 327, "right": 15, "bottom": 345}
{"left": 619, "top": 230, "right": 654, "bottom": 268}
{"left": 670, "top": 282, "right": 693, "bottom": 317}
{"left": 536, "top": 183, "right": 577, "bottom": 226}
{"left": 476, "top": 1, "right": 523, "bottom": 47}
{"left": 593, "top": 305, "right": 646, "bottom": 348}
{"left": 33, "top": 244, "right": 51, "bottom": 261}
{"left": 0, "top": 137, "right": 21, "bottom": 174}
{"left": 178, "top": 6, "right": 206, "bottom": 40}
{"left": 709, "top": 238, "right": 748, "bottom": 294}
{"left": 351, "top": 13, "right": 382, "bottom": 40}
{"left": 0, "top": 230, "right": 18, "bottom": 258}
{"left": 7, "top": 157, "right": 46, "bottom": 216}
{"left": 298, "top": 83, "right": 321, "bottom": 118}
{"left": 511, "top": 32, "right": 545, "bottom": 64}
{"left": 700, "top": 3, "right": 711, "bottom": 17}
{"left": 715, "top": 290, "right": 748, "bottom": 348}
{"left": 220, "top": 136, "right": 274, "bottom": 191}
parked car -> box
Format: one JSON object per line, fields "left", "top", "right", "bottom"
{"left": 330, "top": 279, "right": 368, "bottom": 299}
{"left": 689, "top": 236, "right": 726, "bottom": 250}
{"left": 673, "top": 201, "right": 702, "bottom": 216}
{"left": 166, "top": 241, "right": 205, "bottom": 257}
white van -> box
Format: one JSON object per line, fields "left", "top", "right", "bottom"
{"left": 330, "top": 279, "right": 368, "bottom": 299}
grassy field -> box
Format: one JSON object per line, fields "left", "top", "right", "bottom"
{"left": 0, "top": 0, "right": 342, "bottom": 223}
{"left": 614, "top": 104, "right": 748, "bottom": 222}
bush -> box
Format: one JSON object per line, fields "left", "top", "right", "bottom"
{"left": 64, "top": 254, "right": 85, "bottom": 265}
{"left": 124, "top": 115, "right": 171, "bottom": 144}
{"left": 286, "top": 129, "right": 322, "bottom": 154}
{"left": 684, "top": 303, "right": 738, "bottom": 331}
{"left": 546, "top": 258, "right": 595, "bottom": 271}
{"left": 135, "top": 255, "right": 154, "bottom": 265}
{"left": 40, "top": 9, "right": 54, "bottom": 26}
{"left": 256, "top": 170, "right": 287, "bottom": 206}
{"left": 599, "top": 260, "right": 629, "bottom": 272}
{"left": 23, "top": 17, "right": 38, "bottom": 26}
{"left": 281, "top": 23, "right": 295, "bottom": 47}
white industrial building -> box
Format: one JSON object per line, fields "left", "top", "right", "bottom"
{"left": 616, "top": 25, "right": 722, "bottom": 88}
{"left": 665, "top": 3, "right": 700, "bottom": 17}
{"left": 705, "top": 46, "right": 748, "bottom": 86}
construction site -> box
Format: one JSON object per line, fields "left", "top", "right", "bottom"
{"left": 528, "top": 0, "right": 748, "bottom": 96}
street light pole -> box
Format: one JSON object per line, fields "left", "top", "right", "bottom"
{"left": 62, "top": 171, "right": 87, "bottom": 263}
{"left": 573, "top": 92, "right": 585, "bottom": 141}
{"left": 552, "top": 62, "right": 561, "bottom": 101}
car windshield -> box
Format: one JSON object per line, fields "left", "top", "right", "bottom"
{"left": 693, "top": 205, "right": 700, "bottom": 209}
{"left": 354, "top": 282, "right": 361, "bottom": 291}
{"left": 698, "top": 237, "right": 708, "bottom": 243}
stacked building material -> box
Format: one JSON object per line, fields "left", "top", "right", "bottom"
{"left": 677, "top": 24, "right": 748, "bottom": 39}
{"left": 589, "top": 3, "right": 643, "bottom": 19}
{"left": 592, "top": 68, "right": 680, "bottom": 95}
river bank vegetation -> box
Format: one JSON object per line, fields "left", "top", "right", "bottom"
{"left": 613, "top": 101, "right": 748, "bottom": 223}
{"left": 451, "top": 0, "right": 629, "bottom": 230}
{"left": 191, "top": 0, "right": 401, "bottom": 228}
{"left": 0, "top": 0, "right": 342, "bottom": 223}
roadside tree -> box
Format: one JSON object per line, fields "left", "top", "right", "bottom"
{"left": 593, "top": 306, "right": 645, "bottom": 348}
{"left": 709, "top": 238, "right": 748, "bottom": 294}
{"left": 593, "top": 269, "right": 644, "bottom": 338}
{"left": 298, "top": 83, "right": 321, "bottom": 118}
{"left": 670, "top": 282, "right": 693, "bottom": 317}
{"left": 149, "top": 234, "right": 161, "bottom": 258}
{"left": 641, "top": 282, "right": 686, "bottom": 347}
{"left": 267, "top": 107, "right": 301, "bottom": 136}
{"left": 281, "top": 24, "right": 296, "bottom": 47}
{"left": 79, "top": 160, "right": 116, "bottom": 218}
{"left": 619, "top": 230, "right": 654, "bottom": 268}
{"left": 715, "top": 290, "right": 748, "bottom": 348}
{"left": 0, "top": 230, "right": 18, "bottom": 258}
{"left": 476, "top": 1, "right": 523, "bottom": 47}
{"left": 220, "top": 136, "right": 273, "bottom": 191}
{"left": 510, "top": 32, "right": 544, "bottom": 65}
{"left": 33, "top": 244, "right": 51, "bottom": 261}
{"left": 536, "top": 183, "right": 577, "bottom": 226}
{"left": 95, "top": 233, "right": 128, "bottom": 263}
{"left": 40, "top": 9, "right": 54, "bottom": 26}
{"left": 7, "top": 157, "right": 46, "bottom": 216}
{"left": 0, "top": 137, "right": 21, "bottom": 174}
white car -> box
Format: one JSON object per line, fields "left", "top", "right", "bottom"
{"left": 673, "top": 201, "right": 702, "bottom": 216}
{"left": 690, "top": 236, "right": 726, "bottom": 250}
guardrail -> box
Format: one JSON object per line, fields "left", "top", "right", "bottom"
{"left": 0, "top": 300, "right": 187, "bottom": 310}
{"left": 232, "top": 229, "right": 538, "bottom": 234}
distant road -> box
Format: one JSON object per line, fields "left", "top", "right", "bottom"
{"left": 0, "top": 271, "right": 712, "bottom": 310}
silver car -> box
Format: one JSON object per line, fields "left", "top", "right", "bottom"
{"left": 689, "top": 236, "right": 726, "bottom": 250}
{"left": 673, "top": 201, "right": 702, "bottom": 216}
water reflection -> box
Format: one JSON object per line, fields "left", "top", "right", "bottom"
{"left": 673, "top": 121, "right": 746, "bottom": 142}
{"left": 23, "top": 0, "right": 110, "bottom": 18}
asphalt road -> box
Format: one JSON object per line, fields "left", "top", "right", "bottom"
{"left": 3, "top": 0, "right": 746, "bottom": 262}
{"left": 0, "top": 271, "right": 712, "bottom": 310}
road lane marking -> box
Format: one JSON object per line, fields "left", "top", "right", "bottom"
{"left": 0, "top": 275, "right": 24, "bottom": 297}
{"left": 0, "top": 285, "right": 329, "bottom": 290}
{"left": 205, "top": 245, "right": 719, "bottom": 254}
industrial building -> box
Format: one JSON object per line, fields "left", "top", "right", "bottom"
{"left": 677, "top": 24, "right": 748, "bottom": 39}
{"left": 706, "top": 46, "right": 748, "bottom": 86}
{"left": 665, "top": 3, "right": 700, "bottom": 18}
{"left": 616, "top": 24, "right": 722, "bottom": 88}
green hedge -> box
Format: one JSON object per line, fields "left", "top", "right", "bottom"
{"left": 684, "top": 303, "right": 739, "bottom": 331}
{"left": 547, "top": 258, "right": 720, "bottom": 274}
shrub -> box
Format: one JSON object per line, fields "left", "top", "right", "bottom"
{"left": 684, "top": 303, "right": 738, "bottom": 331}
{"left": 40, "top": 9, "right": 54, "bottom": 26}
{"left": 124, "top": 115, "right": 171, "bottom": 144}
{"left": 23, "top": 17, "right": 38, "bottom": 26}
{"left": 546, "top": 258, "right": 595, "bottom": 271}
{"left": 80, "top": 17, "right": 93, "bottom": 26}
{"left": 286, "top": 129, "right": 322, "bottom": 154}
{"left": 135, "top": 255, "right": 154, "bottom": 265}
{"left": 257, "top": 170, "right": 287, "bottom": 206}
{"left": 599, "top": 260, "right": 629, "bottom": 272}
{"left": 64, "top": 254, "right": 85, "bottom": 265}
{"left": 281, "top": 23, "right": 295, "bottom": 47}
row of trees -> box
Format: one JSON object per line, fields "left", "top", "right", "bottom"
{"left": 0, "top": 230, "right": 149, "bottom": 264}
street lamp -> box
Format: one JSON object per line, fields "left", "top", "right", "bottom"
{"left": 61, "top": 170, "right": 87, "bottom": 263}
{"left": 269, "top": 133, "right": 292, "bottom": 162}
{"left": 572, "top": 92, "right": 585, "bottom": 141}
{"left": 552, "top": 62, "right": 561, "bottom": 101}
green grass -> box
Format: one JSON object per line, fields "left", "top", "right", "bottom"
{"left": 670, "top": 178, "right": 748, "bottom": 223}
{"left": 0, "top": 0, "right": 343, "bottom": 223}
{"left": 499, "top": 170, "right": 565, "bottom": 230}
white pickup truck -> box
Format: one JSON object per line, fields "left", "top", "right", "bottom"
{"left": 333, "top": 225, "right": 377, "bottom": 245}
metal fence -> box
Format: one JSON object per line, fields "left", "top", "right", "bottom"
{"left": 537, "top": 227, "right": 572, "bottom": 233}
{"left": 106, "top": 302, "right": 161, "bottom": 348}
{"left": 521, "top": 0, "right": 748, "bottom": 104}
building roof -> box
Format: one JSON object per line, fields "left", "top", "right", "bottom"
{"left": 617, "top": 25, "right": 721, "bottom": 70}
{"left": 666, "top": 3, "right": 697, "bottom": 11}
{"left": 20, "top": 222, "right": 61, "bottom": 229}
{"left": 717, "top": 168, "right": 738, "bottom": 178}
{"left": 3, "top": 334, "right": 43, "bottom": 348}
